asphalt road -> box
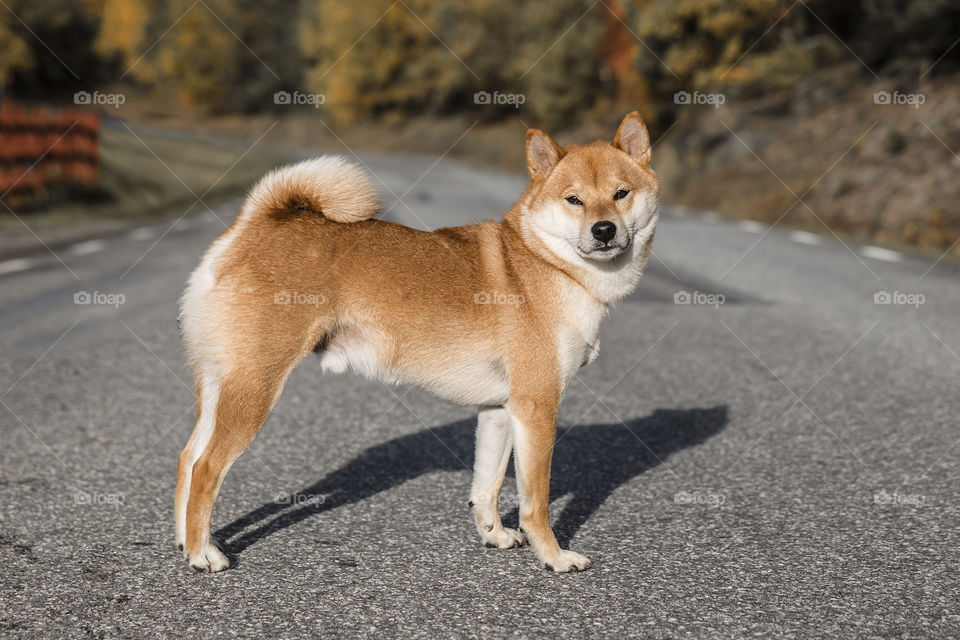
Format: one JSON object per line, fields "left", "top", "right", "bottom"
{"left": 1, "top": 150, "right": 959, "bottom": 638}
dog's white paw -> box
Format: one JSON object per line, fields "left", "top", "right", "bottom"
{"left": 481, "top": 526, "right": 527, "bottom": 549}
{"left": 188, "top": 538, "right": 229, "bottom": 573}
{"left": 541, "top": 549, "right": 593, "bottom": 573}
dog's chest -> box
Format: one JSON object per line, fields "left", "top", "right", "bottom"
{"left": 556, "top": 289, "right": 607, "bottom": 384}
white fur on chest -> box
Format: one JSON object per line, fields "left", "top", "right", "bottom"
{"left": 556, "top": 283, "right": 607, "bottom": 385}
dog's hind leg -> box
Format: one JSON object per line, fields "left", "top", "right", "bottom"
{"left": 181, "top": 350, "right": 298, "bottom": 572}
{"left": 470, "top": 407, "right": 526, "bottom": 549}
{"left": 175, "top": 371, "right": 220, "bottom": 555}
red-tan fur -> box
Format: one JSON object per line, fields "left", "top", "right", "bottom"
{"left": 176, "top": 113, "right": 660, "bottom": 573}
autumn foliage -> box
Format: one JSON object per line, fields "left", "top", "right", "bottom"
{"left": 1, "top": 0, "right": 958, "bottom": 127}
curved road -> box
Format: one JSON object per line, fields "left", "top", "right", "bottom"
{"left": 1, "top": 151, "right": 959, "bottom": 637}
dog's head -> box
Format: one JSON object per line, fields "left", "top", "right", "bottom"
{"left": 518, "top": 113, "right": 660, "bottom": 285}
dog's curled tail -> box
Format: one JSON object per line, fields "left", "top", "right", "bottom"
{"left": 243, "top": 155, "right": 380, "bottom": 223}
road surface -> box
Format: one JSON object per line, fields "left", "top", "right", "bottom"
{"left": 1, "top": 151, "right": 959, "bottom": 638}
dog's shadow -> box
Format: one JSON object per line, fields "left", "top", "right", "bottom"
{"left": 215, "top": 405, "right": 728, "bottom": 554}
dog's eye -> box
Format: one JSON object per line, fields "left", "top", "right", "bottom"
{"left": 565, "top": 195, "right": 583, "bottom": 206}
{"left": 613, "top": 189, "right": 630, "bottom": 201}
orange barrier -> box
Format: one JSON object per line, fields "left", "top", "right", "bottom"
{"left": 0, "top": 101, "right": 101, "bottom": 207}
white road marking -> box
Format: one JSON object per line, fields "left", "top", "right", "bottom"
{"left": 68, "top": 240, "right": 106, "bottom": 256}
{"left": 860, "top": 245, "right": 903, "bottom": 262}
{"left": 0, "top": 257, "right": 36, "bottom": 275}
{"left": 128, "top": 227, "right": 157, "bottom": 241}
{"left": 738, "top": 220, "right": 767, "bottom": 233}
{"left": 789, "top": 230, "right": 823, "bottom": 246}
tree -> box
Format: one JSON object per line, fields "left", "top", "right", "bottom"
{"left": 300, "top": 0, "right": 607, "bottom": 127}
{"left": 154, "top": 0, "right": 237, "bottom": 109}
{"left": 94, "top": 0, "right": 150, "bottom": 73}
{"left": 0, "top": 11, "right": 32, "bottom": 88}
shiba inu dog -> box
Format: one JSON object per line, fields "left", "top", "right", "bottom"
{"left": 176, "top": 112, "right": 660, "bottom": 573}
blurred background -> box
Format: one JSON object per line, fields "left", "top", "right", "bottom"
{"left": 4, "top": 5, "right": 960, "bottom": 634}
{"left": 1, "top": 0, "right": 959, "bottom": 258}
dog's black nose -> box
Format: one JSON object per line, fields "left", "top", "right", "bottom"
{"left": 591, "top": 221, "right": 617, "bottom": 243}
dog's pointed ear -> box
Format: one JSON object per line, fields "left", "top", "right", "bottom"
{"left": 525, "top": 129, "right": 564, "bottom": 180}
{"left": 613, "top": 111, "right": 651, "bottom": 167}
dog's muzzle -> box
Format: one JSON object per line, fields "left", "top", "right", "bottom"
{"left": 576, "top": 236, "right": 630, "bottom": 262}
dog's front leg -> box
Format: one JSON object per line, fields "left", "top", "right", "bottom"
{"left": 509, "top": 395, "right": 593, "bottom": 573}
{"left": 470, "top": 407, "right": 526, "bottom": 549}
